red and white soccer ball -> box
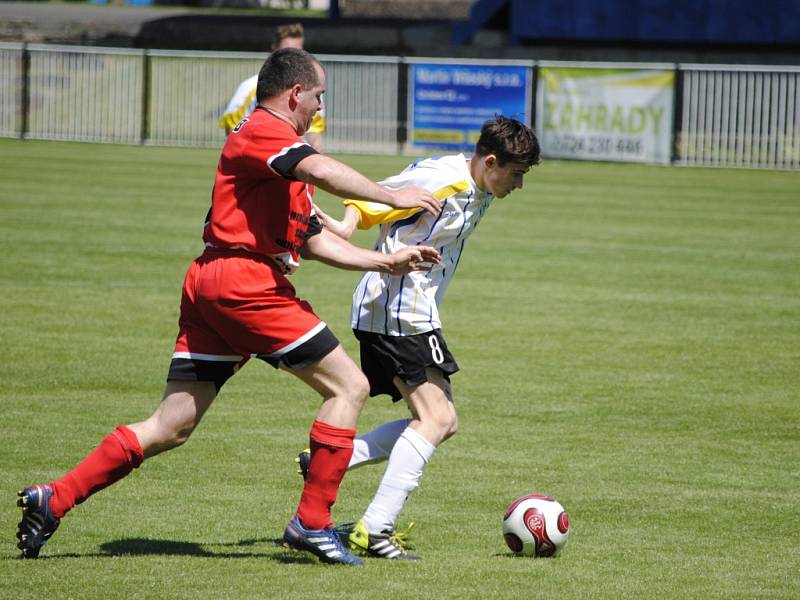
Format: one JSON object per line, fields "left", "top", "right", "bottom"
{"left": 502, "top": 494, "right": 570, "bottom": 557}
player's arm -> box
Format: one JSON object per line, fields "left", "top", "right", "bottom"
{"left": 324, "top": 163, "right": 469, "bottom": 238}
{"left": 300, "top": 227, "right": 440, "bottom": 275}
{"left": 294, "top": 154, "right": 441, "bottom": 216}
{"left": 314, "top": 204, "right": 359, "bottom": 240}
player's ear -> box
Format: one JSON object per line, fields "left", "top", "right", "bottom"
{"left": 484, "top": 154, "right": 498, "bottom": 169}
{"left": 289, "top": 83, "right": 303, "bottom": 103}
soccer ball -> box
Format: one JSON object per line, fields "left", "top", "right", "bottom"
{"left": 502, "top": 494, "right": 570, "bottom": 557}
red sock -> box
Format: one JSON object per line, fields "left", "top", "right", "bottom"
{"left": 295, "top": 420, "right": 355, "bottom": 530}
{"left": 48, "top": 425, "right": 144, "bottom": 518}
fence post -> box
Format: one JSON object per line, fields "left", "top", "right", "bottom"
{"left": 530, "top": 62, "right": 538, "bottom": 131}
{"left": 671, "top": 64, "right": 682, "bottom": 165}
{"left": 396, "top": 59, "right": 408, "bottom": 154}
{"left": 141, "top": 49, "right": 150, "bottom": 144}
{"left": 19, "top": 43, "right": 29, "bottom": 140}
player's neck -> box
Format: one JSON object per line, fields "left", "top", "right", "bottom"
{"left": 261, "top": 103, "right": 297, "bottom": 131}
{"left": 469, "top": 158, "right": 488, "bottom": 193}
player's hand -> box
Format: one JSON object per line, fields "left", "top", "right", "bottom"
{"left": 387, "top": 245, "right": 441, "bottom": 275}
{"left": 386, "top": 186, "right": 441, "bottom": 216}
{"left": 315, "top": 205, "right": 353, "bottom": 240}
{"left": 316, "top": 204, "right": 359, "bottom": 239}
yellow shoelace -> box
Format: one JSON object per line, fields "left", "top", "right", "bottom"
{"left": 388, "top": 522, "right": 416, "bottom": 550}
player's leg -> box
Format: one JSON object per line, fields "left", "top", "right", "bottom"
{"left": 285, "top": 344, "right": 367, "bottom": 526}
{"left": 295, "top": 418, "right": 412, "bottom": 479}
{"left": 16, "top": 380, "right": 218, "bottom": 559}
{"left": 200, "top": 253, "right": 363, "bottom": 565}
{"left": 280, "top": 343, "right": 368, "bottom": 566}
{"left": 288, "top": 343, "right": 368, "bottom": 429}
{"left": 127, "top": 380, "right": 217, "bottom": 458}
{"left": 341, "top": 328, "right": 427, "bottom": 472}
{"left": 398, "top": 369, "right": 458, "bottom": 446}
{"left": 52, "top": 380, "right": 217, "bottom": 511}
{"left": 299, "top": 421, "right": 412, "bottom": 477}
{"left": 350, "top": 418, "right": 412, "bottom": 469}
{"left": 348, "top": 369, "right": 456, "bottom": 559}
{"left": 16, "top": 253, "right": 241, "bottom": 559}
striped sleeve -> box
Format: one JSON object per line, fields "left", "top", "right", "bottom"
{"left": 218, "top": 75, "right": 258, "bottom": 130}
{"left": 343, "top": 157, "right": 471, "bottom": 229}
{"left": 343, "top": 180, "right": 471, "bottom": 230}
{"left": 343, "top": 199, "right": 420, "bottom": 229}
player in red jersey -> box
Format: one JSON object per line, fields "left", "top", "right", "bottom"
{"left": 16, "top": 48, "right": 441, "bottom": 566}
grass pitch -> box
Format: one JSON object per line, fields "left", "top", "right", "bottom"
{"left": 1, "top": 139, "right": 798, "bottom": 599}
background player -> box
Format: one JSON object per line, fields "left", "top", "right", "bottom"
{"left": 16, "top": 48, "right": 441, "bottom": 566}
{"left": 219, "top": 23, "right": 325, "bottom": 151}
{"left": 306, "top": 116, "right": 541, "bottom": 559}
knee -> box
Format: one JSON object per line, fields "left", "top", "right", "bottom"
{"left": 419, "top": 411, "right": 458, "bottom": 445}
{"left": 142, "top": 419, "right": 196, "bottom": 453}
{"left": 441, "top": 413, "right": 459, "bottom": 441}
{"left": 344, "top": 370, "right": 370, "bottom": 409}
{"left": 325, "top": 369, "right": 369, "bottom": 416}
{"left": 167, "top": 425, "right": 195, "bottom": 449}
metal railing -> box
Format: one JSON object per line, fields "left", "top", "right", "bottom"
{"left": 0, "top": 42, "right": 24, "bottom": 138}
{"left": 320, "top": 55, "right": 401, "bottom": 154}
{"left": 26, "top": 44, "right": 145, "bottom": 144}
{"left": 678, "top": 64, "right": 800, "bottom": 169}
{"left": 1, "top": 43, "right": 799, "bottom": 169}
{"left": 146, "top": 49, "right": 262, "bottom": 147}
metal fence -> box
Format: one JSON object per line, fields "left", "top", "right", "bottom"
{"left": 147, "top": 49, "right": 261, "bottom": 148}
{"left": 0, "top": 43, "right": 23, "bottom": 138}
{"left": 321, "top": 55, "right": 401, "bottom": 154}
{"left": 1, "top": 44, "right": 405, "bottom": 153}
{"left": 678, "top": 64, "right": 800, "bottom": 169}
{"left": 26, "top": 44, "right": 145, "bottom": 144}
{"left": 2, "top": 43, "right": 799, "bottom": 169}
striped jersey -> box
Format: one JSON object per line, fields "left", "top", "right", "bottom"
{"left": 349, "top": 154, "right": 493, "bottom": 336}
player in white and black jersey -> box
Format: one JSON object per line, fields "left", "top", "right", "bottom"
{"left": 306, "top": 116, "right": 541, "bottom": 559}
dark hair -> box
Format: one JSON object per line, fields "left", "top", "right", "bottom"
{"left": 474, "top": 116, "right": 541, "bottom": 167}
{"left": 271, "top": 23, "right": 304, "bottom": 51}
{"left": 256, "top": 48, "right": 320, "bottom": 103}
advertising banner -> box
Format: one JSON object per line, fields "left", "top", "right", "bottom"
{"left": 537, "top": 67, "right": 675, "bottom": 164}
{"left": 409, "top": 62, "right": 532, "bottom": 152}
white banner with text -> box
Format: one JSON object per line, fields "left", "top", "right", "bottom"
{"left": 537, "top": 67, "right": 675, "bottom": 164}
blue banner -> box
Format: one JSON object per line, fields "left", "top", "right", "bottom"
{"left": 409, "top": 63, "right": 532, "bottom": 152}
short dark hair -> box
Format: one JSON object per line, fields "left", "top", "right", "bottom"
{"left": 256, "top": 48, "right": 320, "bottom": 103}
{"left": 271, "top": 22, "right": 304, "bottom": 51}
{"left": 474, "top": 116, "right": 541, "bottom": 167}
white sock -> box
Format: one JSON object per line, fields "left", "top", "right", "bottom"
{"left": 349, "top": 418, "right": 411, "bottom": 470}
{"left": 362, "top": 426, "right": 436, "bottom": 534}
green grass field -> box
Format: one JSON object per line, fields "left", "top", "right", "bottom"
{"left": 1, "top": 138, "right": 798, "bottom": 599}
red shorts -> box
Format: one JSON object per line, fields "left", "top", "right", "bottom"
{"left": 172, "top": 248, "right": 333, "bottom": 366}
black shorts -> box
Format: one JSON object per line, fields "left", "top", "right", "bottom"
{"left": 168, "top": 325, "right": 339, "bottom": 392}
{"left": 354, "top": 328, "right": 459, "bottom": 401}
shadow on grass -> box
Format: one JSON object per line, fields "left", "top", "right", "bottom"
{"left": 101, "top": 538, "right": 242, "bottom": 557}
{"left": 219, "top": 537, "right": 317, "bottom": 564}
{"left": 99, "top": 537, "right": 316, "bottom": 563}
{"left": 6, "top": 537, "right": 319, "bottom": 563}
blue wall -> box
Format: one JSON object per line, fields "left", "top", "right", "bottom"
{"left": 510, "top": 0, "right": 800, "bottom": 45}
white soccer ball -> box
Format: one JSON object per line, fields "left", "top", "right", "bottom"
{"left": 502, "top": 494, "right": 570, "bottom": 557}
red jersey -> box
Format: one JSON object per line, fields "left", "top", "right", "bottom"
{"left": 203, "top": 107, "right": 320, "bottom": 274}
